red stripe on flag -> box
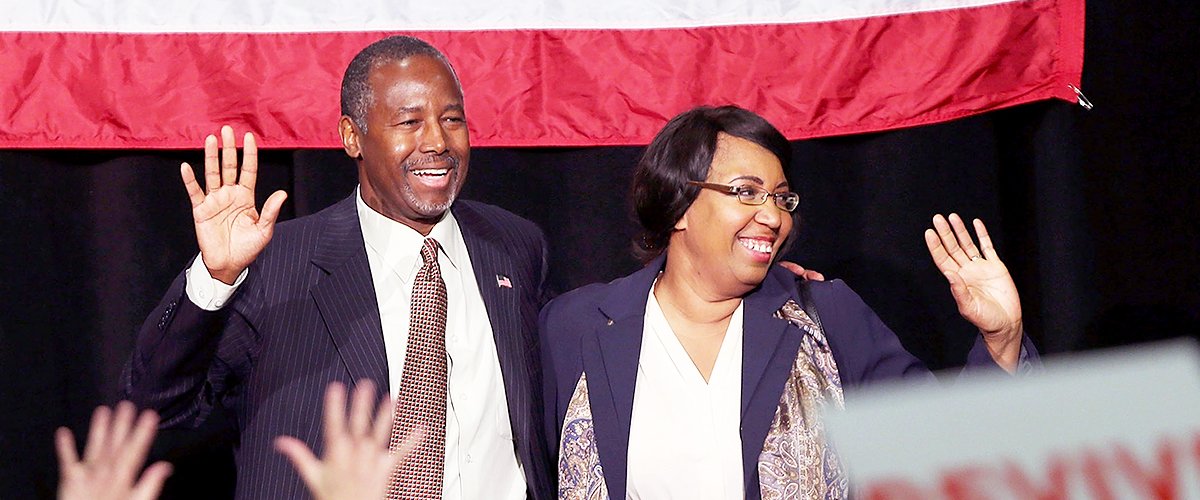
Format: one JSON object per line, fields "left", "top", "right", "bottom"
{"left": 0, "top": 0, "right": 1081, "bottom": 149}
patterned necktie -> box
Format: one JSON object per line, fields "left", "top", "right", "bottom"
{"left": 387, "top": 238, "right": 448, "bottom": 500}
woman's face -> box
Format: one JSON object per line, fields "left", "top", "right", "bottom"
{"left": 670, "top": 132, "right": 794, "bottom": 295}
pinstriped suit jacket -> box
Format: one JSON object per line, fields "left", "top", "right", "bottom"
{"left": 123, "top": 195, "right": 555, "bottom": 500}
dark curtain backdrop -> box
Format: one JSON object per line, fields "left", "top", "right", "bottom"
{"left": 2, "top": 1, "right": 1197, "bottom": 498}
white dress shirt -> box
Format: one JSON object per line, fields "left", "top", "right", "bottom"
{"left": 185, "top": 189, "right": 526, "bottom": 500}
{"left": 626, "top": 286, "right": 745, "bottom": 500}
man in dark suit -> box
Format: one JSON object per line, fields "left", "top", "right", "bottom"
{"left": 122, "top": 36, "right": 554, "bottom": 499}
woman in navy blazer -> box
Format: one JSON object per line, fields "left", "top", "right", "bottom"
{"left": 539, "top": 106, "right": 1036, "bottom": 499}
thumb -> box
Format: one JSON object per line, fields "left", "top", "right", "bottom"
{"left": 258, "top": 190, "right": 289, "bottom": 230}
{"left": 944, "top": 271, "right": 974, "bottom": 316}
{"left": 129, "top": 462, "right": 173, "bottom": 500}
{"left": 275, "top": 436, "right": 321, "bottom": 492}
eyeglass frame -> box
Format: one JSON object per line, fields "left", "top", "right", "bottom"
{"left": 687, "top": 181, "right": 800, "bottom": 213}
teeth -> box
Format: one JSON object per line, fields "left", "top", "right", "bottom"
{"left": 413, "top": 168, "right": 450, "bottom": 177}
{"left": 740, "top": 238, "right": 773, "bottom": 254}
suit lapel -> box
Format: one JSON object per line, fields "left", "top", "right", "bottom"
{"left": 452, "top": 204, "right": 531, "bottom": 438}
{"left": 587, "top": 256, "right": 663, "bottom": 499}
{"left": 739, "top": 268, "right": 804, "bottom": 497}
{"left": 581, "top": 257, "right": 802, "bottom": 498}
{"left": 309, "top": 197, "right": 390, "bottom": 393}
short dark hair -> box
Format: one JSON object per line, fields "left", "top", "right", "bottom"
{"left": 631, "top": 105, "right": 794, "bottom": 263}
{"left": 340, "top": 36, "right": 460, "bottom": 134}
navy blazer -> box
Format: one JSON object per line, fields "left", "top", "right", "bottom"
{"left": 123, "top": 195, "right": 555, "bottom": 500}
{"left": 539, "top": 254, "right": 1036, "bottom": 499}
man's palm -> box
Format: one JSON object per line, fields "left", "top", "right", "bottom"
{"left": 181, "top": 126, "right": 286, "bottom": 284}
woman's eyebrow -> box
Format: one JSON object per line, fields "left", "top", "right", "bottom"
{"left": 729, "top": 175, "right": 764, "bottom": 185}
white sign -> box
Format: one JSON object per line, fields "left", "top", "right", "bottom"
{"left": 824, "top": 340, "right": 1200, "bottom": 499}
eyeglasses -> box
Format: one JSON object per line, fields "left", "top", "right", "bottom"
{"left": 688, "top": 181, "right": 800, "bottom": 213}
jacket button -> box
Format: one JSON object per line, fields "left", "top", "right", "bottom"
{"left": 158, "top": 301, "right": 177, "bottom": 329}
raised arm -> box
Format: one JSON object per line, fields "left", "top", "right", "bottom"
{"left": 924, "top": 213, "right": 1023, "bottom": 372}
{"left": 122, "top": 126, "right": 285, "bottom": 424}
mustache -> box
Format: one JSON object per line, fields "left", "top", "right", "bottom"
{"left": 403, "top": 154, "right": 461, "bottom": 171}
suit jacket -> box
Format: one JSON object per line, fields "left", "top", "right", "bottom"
{"left": 123, "top": 195, "right": 555, "bottom": 500}
{"left": 540, "top": 254, "right": 1038, "bottom": 499}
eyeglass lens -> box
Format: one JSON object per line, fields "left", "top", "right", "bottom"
{"left": 736, "top": 188, "right": 798, "bottom": 212}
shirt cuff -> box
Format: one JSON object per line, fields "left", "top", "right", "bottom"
{"left": 185, "top": 255, "right": 247, "bottom": 311}
{"left": 1015, "top": 343, "right": 1038, "bottom": 375}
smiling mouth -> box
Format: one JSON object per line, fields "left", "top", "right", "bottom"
{"left": 411, "top": 167, "right": 451, "bottom": 177}
{"left": 405, "top": 154, "right": 459, "bottom": 174}
{"left": 739, "top": 237, "right": 774, "bottom": 255}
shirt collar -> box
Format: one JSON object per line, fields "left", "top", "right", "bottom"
{"left": 356, "top": 187, "right": 464, "bottom": 279}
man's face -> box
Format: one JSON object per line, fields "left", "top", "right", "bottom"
{"left": 343, "top": 54, "right": 470, "bottom": 233}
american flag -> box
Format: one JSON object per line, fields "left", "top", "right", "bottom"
{"left": 496, "top": 274, "right": 512, "bottom": 288}
{"left": 0, "top": 0, "right": 1082, "bottom": 149}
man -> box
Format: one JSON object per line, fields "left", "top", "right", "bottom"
{"left": 122, "top": 36, "right": 554, "bottom": 499}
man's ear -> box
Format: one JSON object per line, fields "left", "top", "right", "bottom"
{"left": 339, "top": 116, "right": 362, "bottom": 159}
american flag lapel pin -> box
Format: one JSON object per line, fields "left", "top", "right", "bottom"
{"left": 496, "top": 274, "right": 513, "bottom": 289}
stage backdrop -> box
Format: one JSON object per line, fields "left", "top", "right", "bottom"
{"left": 4, "top": 1, "right": 1199, "bottom": 499}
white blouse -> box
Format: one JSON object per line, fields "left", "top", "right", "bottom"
{"left": 626, "top": 286, "right": 745, "bottom": 500}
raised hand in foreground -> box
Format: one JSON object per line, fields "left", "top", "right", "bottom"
{"left": 55, "top": 402, "right": 171, "bottom": 500}
{"left": 275, "top": 381, "right": 425, "bottom": 500}
{"left": 181, "top": 125, "right": 288, "bottom": 284}
{"left": 925, "top": 213, "right": 1024, "bottom": 372}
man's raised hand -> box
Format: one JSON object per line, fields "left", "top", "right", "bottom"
{"left": 180, "top": 125, "right": 287, "bottom": 284}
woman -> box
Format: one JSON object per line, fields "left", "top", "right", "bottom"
{"left": 540, "top": 105, "right": 1035, "bottom": 499}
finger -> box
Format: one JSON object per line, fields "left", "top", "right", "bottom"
{"left": 129, "top": 462, "right": 173, "bottom": 500}
{"left": 180, "top": 163, "right": 206, "bottom": 208}
{"left": 220, "top": 125, "right": 238, "bottom": 186}
{"left": 777, "top": 261, "right": 806, "bottom": 277}
{"left": 54, "top": 427, "right": 80, "bottom": 467}
{"left": 778, "top": 261, "right": 827, "bottom": 281}
{"left": 109, "top": 401, "right": 137, "bottom": 451}
{"left": 83, "top": 405, "right": 112, "bottom": 462}
{"left": 392, "top": 425, "right": 427, "bottom": 465}
{"left": 932, "top": 214, "right": 970, "bottom": 266}
{"left": 323, "top": 382, "right": 348, "bottom": 448}
{"left": 948, "top": 213, "right": 982, "bottom": 260}
{"left": 974, "top": 219, "right": 999, "bottom": 260}
{"left": 275, "top": 437, "right": 322, "bottom": 491}
{"left": 106, "top": 404, "right": 140, "bottom": 486}
{"left": 257, "top": 191, "right": 289, "bottom": 231}
{"left": 203, "top": 135, "right": 220, "bottom": 194}
{"left": 924, "top": 228, "right": 958, "bottom": 274}
{"left": 372, "top": 395, "right": 396, "bottom": 450}
{"left": 349, "top": 379, "right": 377, "bottom": 437}
{"left": 116, "top": 409, "right": 159, "bottom": 478}
{"left": 239, "top": 132, "right": 259, "bottom": 192}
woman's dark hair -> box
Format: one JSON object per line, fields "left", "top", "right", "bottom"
{"left": 632, "top": 105, "right": 794, "bottom": 263}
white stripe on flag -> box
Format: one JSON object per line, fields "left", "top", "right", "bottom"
{"left": 1, "top": 0, "right": 1022, "bottom": 32}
